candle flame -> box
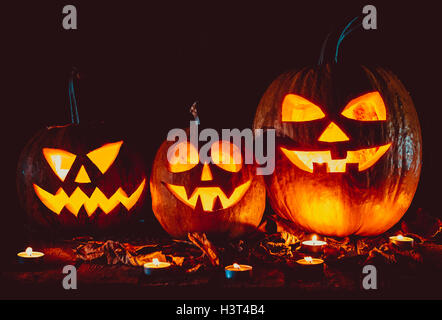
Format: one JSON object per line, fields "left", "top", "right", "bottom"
{"left": 25, "top": 247, "right": 33, "bottom": 256}
{"left": 397, "top": 235, "right": 404, "bottom": 240}
{"left": 304, "top": 256, "right": 313, "bottom": 263}
{"left": 312, "top": 235, "right": 317, "bottom": 242}
{"left": 152, "top": 258, "right": 160, "bottom": 266}
{"left": 233, "top": 263, "right": 241, "bottom": 269}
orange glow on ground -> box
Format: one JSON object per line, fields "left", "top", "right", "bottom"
{"left": 165, "top": 180, "right": 251, "bottom": 212}
{"left": 281, "top": 94, "right": 325, "bottom": 122}
{"left": 280, "top": 143, "right": 391, "bottom": 173}
{"left": 33, "top": 179, "right": 145, "bottom": 216}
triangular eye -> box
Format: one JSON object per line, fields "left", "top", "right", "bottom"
{"left": 87, "top": 141, "right": 123, "bottom": 174}
{"left": 167, "top": 141, "right": 199, "bottom": 173}
{"left": 282, "top": 94, "right": 325, "bottom": 122}
{"left": 341, "top": 92, "right": 387, "bottom": 121}
{"left": 43, "top": 148, "right": 76, "bottom": 181}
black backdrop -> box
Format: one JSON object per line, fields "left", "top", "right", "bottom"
{"left": 2, "top": 1, "right": 440, "bottom": 254}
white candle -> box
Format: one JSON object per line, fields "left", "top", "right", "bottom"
{"left": 17, "top": 247, "right": 44, "bottom": 263}
{"left": 295, "top": 256, "right": 324, "bottom": 276}
{"left": 296, "top": 256, "right": 324, "bottom": 266}
{"left": 301, "top": 235, "right": 327, "bottom": 253}
{"left": 225, "top": 263, "right": 253, "bottom": 280}
{"left": 389, "top": 235, "right": 414, "bottom": 250}
{"left": 143, "top": 258, "right": 171, "bottom": 276}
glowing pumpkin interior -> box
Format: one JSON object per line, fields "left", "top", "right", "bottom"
{"left": 34, "top": 141, "right": 145, "bottom": 216}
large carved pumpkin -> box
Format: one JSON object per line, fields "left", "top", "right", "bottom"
{"left": 253, "top": 63, "right": 422, "bottom": 236}
{"left": 150, "top": 131, "right": 266, "bottom": 239}
{"left": 17, "top": 123, "right": 147, "bottom": 232}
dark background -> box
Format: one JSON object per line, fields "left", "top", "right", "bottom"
{"left": 1, "top": 1, "right": 440, "bottom": 254}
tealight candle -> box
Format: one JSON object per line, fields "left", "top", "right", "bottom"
{"left": 17, "top": 247, "right": 45, "bottom": 264}
{"left": 143, "top": 258, "right": 171, "bottom": 276}
{"left": 389, "top": 234, "right": 414, "bottom": 250}
{"left": 225, "top": 263, "right": 253, "bottom": 280}
{"left": 301, "top": 235, "right": 327, "bottom": 254}
{"left": 295, "top": 256, "right": 324, "bottom": 277}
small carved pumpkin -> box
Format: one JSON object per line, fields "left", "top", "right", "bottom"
{"left": 150, "top": 132, "right": 266, "bottom": 239}
{"left": 253, "top": 63, "right": 422, "bottom": 236}
{"left": 17, "top": 123, "right": 147, "bottom": 232}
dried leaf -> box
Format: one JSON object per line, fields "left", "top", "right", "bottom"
{"left": 186, "top": 263, "right": 203, "bottom": 273}
{"left": 257, "top": 234, "right": 294, "bottom": 260}
{"left": 170, "top": 256, "right": 185, "bottom": 266}
{"left": 187, "top": 232, "right": 220, "bottom": 266}
{"left": 401, "top": 208, "right": 442, "bottom": 240}
{"left": 365, "top": 246, "right": 397, "bottom": 264}
{"left": 280, "top": 231, "right": 300, "bottom": 246}
{"left": 76, "top": 240, "right": 178, "bottom": 267}
{"left": 356, "top": 235, "right": 386, "bottom": 255}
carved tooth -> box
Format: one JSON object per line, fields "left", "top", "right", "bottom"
{"left": 212, "top": 196, "right": 224, "bottom": 211}
{"left": 312, "top": 162, "right": 328, "bottom": 174}
{"left": 330, "top": 149, "right": 348, "bottom": 160}
{"left": 194, "top": 196, "right": 205, "bottom": 213}
{"left": 183, "top": 182, "right": 197, "bottom": 199}
{"left": 223, "top": 183, "right": 236, "bottom": 199}
{"left": 345, "top": 163, "right": 359, "bottom": 174}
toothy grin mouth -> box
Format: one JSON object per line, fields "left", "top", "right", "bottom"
{"left": 280, "top": 143, "right": 391, "bottom": 173}
{"left": 33, "top": 179, "right": 146, "bottom": 216}
{"left": 165, "top": 180, "right": 252, "bottom": 212}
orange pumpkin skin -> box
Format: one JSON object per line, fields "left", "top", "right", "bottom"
{"left": 17, "top": 123, "right": 147, "bottom": 233}
{"left": 253, "top": 64, "right": 422, "bottom": 237}
{"left": 150, "top": 134, "right": 266, "bottom": 239}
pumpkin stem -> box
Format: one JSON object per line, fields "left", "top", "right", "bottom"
{"left": 334, "top": 16, "right": 361, "bottom": 63}
{"left": 318, "top": 32, "right": 331, "bottom": 65}
{"left": 189, "top": 101, "right": 200, "bottom": 125}
{"left": 68, "top": 67, "right": 80, "bottom": 124}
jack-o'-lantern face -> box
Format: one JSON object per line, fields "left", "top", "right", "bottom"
{"left": 280, "top": 91, "right": 391, "bottom": 173}
{"left": 33, "top": 141, "right": 145, "bottom": 216}
{"left": 17, "top": 124, "right": 147, "bottom": 231}
{"left": 164, "top": 140, "right": 251, "bottom": 212}
{"left": 253, "top": 64, "right": 422, "bottom": 237}
{"left": 150, "top": 132, "right": 266, "bottom": 239}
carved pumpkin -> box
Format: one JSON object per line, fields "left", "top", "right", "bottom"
{"left": 150, "top": 132, "right": 266, "bottom": 239}
{"left": 17, "top": 123, "right": 147, "bottom": 232}
{"left": 253, "top": 63, "right": 422, "bottom": 236}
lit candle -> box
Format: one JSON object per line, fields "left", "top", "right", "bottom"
{"left": 301, "top": 235, "right": 327, "bottom": 253}
{"left": 389, "top": 234, "right": 414, "bottom": 250}
{"left": 143, "top": 258, "right": 171, "bottom": 276}
{"left": 295, "top": 256, "right": 324, "bottom": 276}
{"left": 225, "top": 263, "right": 253, "bottom": 280}
{"left": 17, "top": 247, "right": 44, "bottom": 264}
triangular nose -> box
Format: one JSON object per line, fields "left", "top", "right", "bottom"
{"left": 201, "top": 163, "right": 213, "bottom": 181}
{"left": 318, "top": 122, "right": 349, "bottom": 142}
{"left": 75, "top": 165, "right": 91, "bottom": 183}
